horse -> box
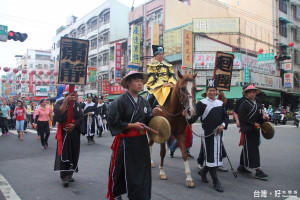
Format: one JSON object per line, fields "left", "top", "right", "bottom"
{"left": 149, "top": 70, "right": 197, "bottom": 188}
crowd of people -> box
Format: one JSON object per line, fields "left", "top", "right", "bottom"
{"left": 1, "top": 44, "right": 299, "bottom": 200}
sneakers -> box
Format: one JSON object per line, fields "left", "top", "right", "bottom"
{"left": 255, "top": 170, "right": 269, "bottom": 180}
{"left": 169, "top": 150, "right": 174, "bottom": 158}
{"left": 217, "top": 166, "right": 228, "bottom": 172}
{"left": 237, "top": 165, "right": 252, "bottom": 175}
{"left": 187, "top": 153, "right": 194, "bottom": 159}
{"left": 197, "top": 164, "right": 203, "bottom": 170}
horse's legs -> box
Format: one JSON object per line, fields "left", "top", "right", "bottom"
{"left": 177, "top": 134, "right": 195, "bottom": 188}
{"left": 149, "top": 138, "right": 156, "bottom": 168}
{"left": 159, "top": 143, "right": 167, "bottom": 180}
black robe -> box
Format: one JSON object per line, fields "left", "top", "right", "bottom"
{"left": 81, "top": 102, "right": 97, "bottom": 136}
{"left": 238, "top": 98, "right": 264, "bottom": 169}
{"left": 54, "top": 99, "right": 83, "bottom": 173}
{"left": 96, "top": 103, "right": 107, "bottom": 130}
{"left": 189, "top": 97, "right": 229, "bottom": 167}
{"left": 107, "top": 92, "right": 152, "bottom": 200}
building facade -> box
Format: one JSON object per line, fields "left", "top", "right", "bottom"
{"left": 51, "top": 0, "right": 129, "bottom": 95}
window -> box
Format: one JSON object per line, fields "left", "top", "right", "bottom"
{"left": 104, "top": 12, "right": 110, "bottom": 24}
{"left": 91, "top": 57, "right": 97, "bottom": 67}
{"left": 36, "top": 54, "right": 51, "bottom": 60}
{"left": 103, "top": 53, "right": 109, "bottom": 66}
{"left": 88, "top": 19, "right": 97, "bottom": 32}
{"left": 44, "top": 64, "right": 49, "bottom": 68}
{"left": 294, "top": 6, "right": 300, "bottom": 20}
{"left": 279, "top": 0, "right": 287, "bottom": 13}
{"left": 91, "top": 37, "right": 97, "bottom": 50}
{"left": 295, "top": 51, "right": 300, "bottom": 65}
{"left": 151, "top": 9, "right": 163, "bottom": 24}
{"left": 103, "top": 32, "right": 109, "bottom": 45}
{"left": 279, "top": 20, "right": 287, "bottom": 37}
{"left": 57, "top": 40, "right": 60, "bottom": 48}
{"left": 78, "top": 26, "right": 85, "bottom": 37}
{"left": 294, "top": 28, "right": 299, "bottom": 41}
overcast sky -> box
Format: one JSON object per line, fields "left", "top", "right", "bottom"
{"left": 0, "top": 0, "right": 145, "bottom": 75}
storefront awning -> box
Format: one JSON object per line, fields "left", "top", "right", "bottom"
{"left": 279, "top": 17, "right": 292, "bottom": 24}
{"left": 196, "top": 87, "right": 243, "bottom": 101}
{"left": 260, "top": 89, "right": 281, "bottom": 97}
{"left": 106, "top": 94, "right": 121, "bottom": 101}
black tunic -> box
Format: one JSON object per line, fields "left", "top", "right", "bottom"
{"left": 189, "top": 97, "right": 229, "bottom": 167}
{"left": 238, "top": 98, "right": 264, "bottom": 169}
{"left": 108, "top": 92, "right": 152, "bottom": 200}
{"left": 54, "top": 100, "right": 83, "bottom": 172}
{"left": 96, "top": 103, "right": 107, "bottom": 129}
{"left": 81, "top": 102, "right": 97, "bottom": 136}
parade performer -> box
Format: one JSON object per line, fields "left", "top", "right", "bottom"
{"left": 237, "top": 84, "right": 269, "bottom": 180}
{"left": 81, "top": 93, "right": 97, "bottom": 144}
{"left": 107, "top": 71, "right": 161, "bottom": 200}
{"left": 54, "top": 87, "right": 83, "bottom": 187}
{"left": 96, "top": 95, "right": 107, "bottom": 137}
{"left": 184, "top": 79, "right": 229, "bottom": 192}
{"left": 146, "top": 45, "right": 177, "bottom": 107}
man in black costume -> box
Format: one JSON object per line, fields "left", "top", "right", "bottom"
{"left": 54, "top": 87, "right": 83, "bottom": 187}
{"left": 107, "top": 71, "right": 161, "bottom": 200}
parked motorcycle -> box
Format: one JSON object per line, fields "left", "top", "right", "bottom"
{"left": 273, "top": 111, "right": 287, "bottom": 125}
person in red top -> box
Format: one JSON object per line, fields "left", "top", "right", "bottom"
{"left": 33, "top": 99, "right": 53, "bottom": 149}
{"left": 14, "top": 100, "right": 28, "bottom": 141}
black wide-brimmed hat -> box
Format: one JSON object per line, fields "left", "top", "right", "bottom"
{"left": 206, "top": 79, "right": 218, "bottom": 90}
{"left": 152, "top": 45, "right": 164, "bottom": 56}
{"left": 87, "top": 93, "right": 93, "bottom": 98}
{"left": 121, "top": 71, "right": 148, "bottom": 89}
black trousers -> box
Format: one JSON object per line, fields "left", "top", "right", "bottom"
{"left": 1, "top": 117, "right": 9, "bottom": 134}
{"left": 240, "top": 131, "right": 260, "bottom": 169}
{"left": 37, "top": 121, "right": 50, "bottom": 146}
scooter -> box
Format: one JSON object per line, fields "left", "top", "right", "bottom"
{"left": 294, "top": 112, "right": 300, "bottom": 127}
{"left": 273, "top": 111, "right": 287, "bottom": 125}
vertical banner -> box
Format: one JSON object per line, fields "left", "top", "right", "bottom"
{"left": 115, "top": 43, "right": 122, "bottom": 83}
{"left": 131, "top": 25, "right": 140, "bottom": 64}
{"left": 97, "top": 75, "right": 102, "bottom": 94}
{"left": 151, "top": 23, "right": 159, "bottom": 60}
{"left": 244, "top": 67, "right": 250, "bottom": 83}
{"left": 115, "top": 43, "right": 122, "bottom": 70}
{"left": 214, "top": 51, "right": 234, "bottom": 91}
{"left": 284, "top": 73, "right": 293, "bottom": 88}
{"left": 182, "top": 29, "right": 193, "bottom": 69}
{"left": 29, "top": 73, "right": 33, "bottom": 93}
{"left": 88, "top": 67, "right": 97, "bottom": 83}
{"left": 58, "top": 37, "right": 89, "bottom": 85}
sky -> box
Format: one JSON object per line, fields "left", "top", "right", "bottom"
{"left": 0, "top": 0, "right": 145, "bottom": 75}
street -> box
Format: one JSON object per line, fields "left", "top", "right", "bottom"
{"left": 0, "top": 123, "right": 299, "bottom": 200}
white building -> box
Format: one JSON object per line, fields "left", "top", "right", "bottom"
{"left": 51, "top": 0, "right": 130, "bottom": 94}
{"left": 15, "top": 49, "right": 54, "bottom": 98}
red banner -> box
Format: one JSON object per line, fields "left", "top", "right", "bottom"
{"left": 115, "top": 43, "right": 121, "bottom": 70}
{"left": 29, "top": 73, "right": 33, "bottom": 93}
{"left": 110, "top": 84, "right": 125, "bottom": 94}
{"left": 103, "top": 80, "right": 110, "bottom": 94}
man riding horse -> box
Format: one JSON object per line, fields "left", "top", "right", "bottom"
{"left": 147, "top": 45, "right": 177, "bottom": 107}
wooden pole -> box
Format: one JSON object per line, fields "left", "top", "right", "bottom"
{"left": 67, "top": 84, "right": 75, "bottom": 124}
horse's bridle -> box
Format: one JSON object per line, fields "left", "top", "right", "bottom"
{"left": 162, "top": 85, "right": 193, "bottom": 117}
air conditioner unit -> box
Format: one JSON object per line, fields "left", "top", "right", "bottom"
{"left": 145, "top": 17, "right": 150, "bottom": 22}
{"left": 144, "top": 42, "right": 150, "bottom": 47}
{"left": 98, "top": 55, "right": 103, "bottom": 61}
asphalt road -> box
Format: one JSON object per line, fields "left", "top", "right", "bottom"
{"left": 0, "top": 123, "right": 299, "bottom": 200}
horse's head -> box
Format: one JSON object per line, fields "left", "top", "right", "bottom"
{"left": 177, "top": 70, "right": 197, "bottom": 117}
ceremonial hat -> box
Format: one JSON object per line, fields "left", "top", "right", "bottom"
{"left": 62, "top": 85, "right": 79, "bottom": 95}
{"left": 98, "top": 95, "right": 104, "bottom": 100}
{"left": 87, "top": 93, "right": 93, "bottom": 98}
{"left": 121, "top": 70, "right": 148, "bottom": 89}
{"left": 206, "top": 78, "right": 218, "bottom": 90}
{"left": 152, "top": 45, "right": 164, "bottom": 56}
{"left": 243, "top": 84, "right": 260, "bottom": 95}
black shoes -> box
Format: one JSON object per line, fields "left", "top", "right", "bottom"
{"left": 169, "top": 151, "right": 174, "bottom": 158}
{"left": 198, "top": 166, "right": 209, "bottom": 183}
{"left": 213, "top": 179, "right": 224, "bottom": 193}
{"left": 187, "top": 153, "right": 194, "bottom": 159}
{"left": 62, "top": 180, "right": 69, "bottom": 187}
{"left": 68, "top": 177, "right": 75, "bottom": 182}
{"left": 255, "top": 170, "right": 269, "bottom": 180}
{"left": 237, "top": 165, "right": 252, "bottom": 175}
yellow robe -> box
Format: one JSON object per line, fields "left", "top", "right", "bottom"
{"left": 146, "top": 61, "right": 177, "bottom": 106}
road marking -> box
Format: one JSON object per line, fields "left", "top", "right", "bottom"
{"left": 0, "top": 173, "right": 21, "bottom": 200}
{"left": 9, "top": 128, "right": 57, "bottom": 135}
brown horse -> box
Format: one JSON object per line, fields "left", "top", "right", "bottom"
{"left": 149, "top": 70, "right": 197, "bottom": 188}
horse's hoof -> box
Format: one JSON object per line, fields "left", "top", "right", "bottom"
{"left": 185, "top": 180, "right": 195, "bottom": 188}
{"left": 151, "top": 163, "right": 156, "bottom": 168}
{"left": 160, "top": 174, "right": 168, "bottom": 180}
